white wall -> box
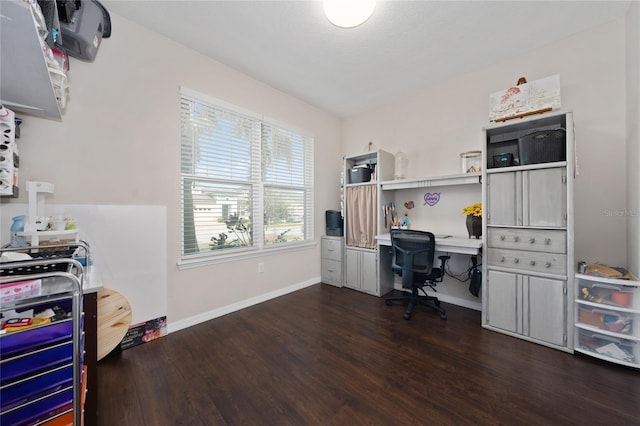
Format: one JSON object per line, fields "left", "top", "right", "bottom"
{"left": 627, "top": 2, "right": 640, "bottom": 277}
{"left": 1, "top": 14, "right": 342, "bottom": 328}
{"left": 2, "top": 11, "right": 634, "bottom": 325}
{"left": 343, "top": 19, "right": 628, "bottom": 273}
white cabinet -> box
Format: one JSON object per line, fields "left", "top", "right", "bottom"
{"left": 487, "top": 167, "right": 567, "bottom": 227}
{"left": 345, "top": 248, "right": 377, "bottom": 295}
{"left": 486, "top": 270, "right": 566, "bottom": 347}
{"left": 321, "top": 236, "right": 343, "bottom": 287}
{"left": 574, "top": 273, "right": 640, "bottom": 368}
{"left": 482, "top": 110, "right": 574, "bottom": 352}
{"left": 342, "top": 150, "right": 394, "bottom": 297}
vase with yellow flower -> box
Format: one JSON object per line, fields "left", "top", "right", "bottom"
{"left": 462, "top": 202, "right": 482, "bottom": 239}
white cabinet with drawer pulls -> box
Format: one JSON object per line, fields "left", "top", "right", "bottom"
{"left": 482, "top": 111, "right": 575, "bottom": 353}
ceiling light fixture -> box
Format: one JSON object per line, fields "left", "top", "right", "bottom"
{"left": 323, "top": 0, "right": 376, "bottom": 29}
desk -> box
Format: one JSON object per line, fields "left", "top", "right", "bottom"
{"left": 376, "top": 233, "right": 482, "bottom": 255}
{"left": 376, "top": 233, "right": 483, "bottom": 309}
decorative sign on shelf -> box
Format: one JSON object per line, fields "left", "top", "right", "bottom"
{"left": 489, "top": 74, "right": 561, "bottom": 122}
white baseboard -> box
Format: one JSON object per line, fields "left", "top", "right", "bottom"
{"left": 167, "top": 277, "right": 320, "bottom": 334}
{"left": 437, "top": 294, "right": 482, "bottom": 311}
{"left": 168, "top": 278, "right": 480, "bottom": 334}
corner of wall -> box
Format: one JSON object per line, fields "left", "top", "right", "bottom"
{"left": 626, "top": 1, "right": 640, "bottom": 277}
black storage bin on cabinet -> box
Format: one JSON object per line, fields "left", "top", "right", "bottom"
{"left": 349, "top": 166, "right": 373, "bottom": 183}
{"left": 518, "top": 129, "right": 566, "bottom": 165}
{"left": 325, "top": 210, "right": 343, "bottom": 236}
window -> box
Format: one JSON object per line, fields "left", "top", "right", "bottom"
{"left": 180, "top": 88, "right": 314, "bottom": 260}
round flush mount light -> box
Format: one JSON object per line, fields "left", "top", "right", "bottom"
{"left": 323, "top": 0, "right": 376, "bottom": 28}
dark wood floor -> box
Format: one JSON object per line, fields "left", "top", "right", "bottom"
{"left": 97, "top": 284, "right": 640, "bottom": 425}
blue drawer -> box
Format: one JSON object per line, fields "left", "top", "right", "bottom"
{"left": 0, "top": 386, "right": 72, "bottom": 426}
{"left": 1, "top": 342, "right": 72, "bottom": 383}
{"left": 0, "top": 364, "right": 73, "bottom": 411}
{"left": 0, "top": 320, "right": 73, "bottom": 358}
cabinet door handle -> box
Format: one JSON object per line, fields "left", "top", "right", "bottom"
{"left": 529, "top": 238, "right": 535, "bottom": 244}
{"left": 514, "top": 236, "right": 519, "bottom": 242}
{"left": 545, "top": 238, "right": 551, "bottom": 245}
{"left": 500, "top": 257, "right": 505, "bottom": 262}
{"left": 545, "top": 262, "right": 552, "bottom": 268}
{"left": 530, "top": 260, "right": 536, "bottom": 266}
{"left": 500, "top": 235, "right": 506, "bottom": 241}
{"left": 514, "top": 258, "right": 520, "bottom": 264}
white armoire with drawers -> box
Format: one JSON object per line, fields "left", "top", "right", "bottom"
{"left": 481, "top": 110, "right": 574, "bottom": 352}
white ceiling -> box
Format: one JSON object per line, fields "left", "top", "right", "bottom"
{"left": 102, "top": 0, "right": 632, "bottom": 118}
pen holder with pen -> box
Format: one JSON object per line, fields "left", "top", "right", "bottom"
{"left": 389, "top": 211, "right": 410, "bottom": 230}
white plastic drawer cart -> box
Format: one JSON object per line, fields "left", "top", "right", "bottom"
{"left": 574, "top": 273, "right": 640, "bottom": 368}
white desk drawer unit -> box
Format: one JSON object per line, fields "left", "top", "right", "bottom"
{"left": 321, "top": 237, "right": 342, "bottom": 261}
{"left": 487, "top": 228, "right": 566, "bottom": 254}
{"left": 321, "top": 236, "right": 343, "bottom": 287}
{"left": 574, "top": 273, "right": 640, "bottom": 368}
{"left": 487, "top": 248, "right": 567, "bottom": 276}
{"left": 321, "top": 259, "right": 342, "bottom": 286}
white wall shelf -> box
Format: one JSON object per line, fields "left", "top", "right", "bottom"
{"left": 380, "top": 172, "right": 481, "bottom": 191}
{"left": 0, "top": 0, "right": 63, "bottom": 120}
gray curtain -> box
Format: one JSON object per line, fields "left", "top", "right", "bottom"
{"left": 346, "top": 185, "right": 377, "bottom": 249}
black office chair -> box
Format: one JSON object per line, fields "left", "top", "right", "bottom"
{"left": 385, "top": 230, "right": 450, "bottom": 320}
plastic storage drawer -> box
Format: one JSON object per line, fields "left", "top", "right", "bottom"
{"left": 576, "top": 329, "right": 637, "bottom": 365}
{"left": 1, "top": 341, "right": 73, "bottom": 383}
{"left": 0, "top": 364, "right": 73, "bottom": 411}
{"left": 0, "top": 386, "right": 73, "bottom": 426}
{"left": 0, "top": 320, "right": 73, "bottom": 357}
{"left": 577, "top": 306, "right": 635, "bottom": 335}
{"left": 577, "top": 279, "right": 636, "bottom": 309}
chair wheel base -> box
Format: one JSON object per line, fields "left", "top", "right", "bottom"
{"left": 385, "top": 290, "right": 446, "bottom": 320}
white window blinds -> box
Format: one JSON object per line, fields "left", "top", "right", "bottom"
{"left": 261, "top": 123, "right": 314, "bottom": 244}
{"left": 180, "top": 88, "right": 314, "bottom": 259}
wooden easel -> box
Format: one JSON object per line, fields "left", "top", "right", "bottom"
{"left": 494, "top": 107, "right": 553, "bottom": 123}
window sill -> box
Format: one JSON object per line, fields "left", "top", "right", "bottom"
{"left": 177, "top": 240, "right": 317, "bottom": 270}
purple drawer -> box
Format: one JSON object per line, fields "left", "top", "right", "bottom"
{"left": 0, "top": 320, "right": 73, "bottom": 358}
{"left": 0, "top": 386, "right": 72, "bottom": 426}
{"left": 0, "top": 364, "right": 73, "bottom": 411}
{"left": 1, "top": 342, "right": 73, "bottom": 383}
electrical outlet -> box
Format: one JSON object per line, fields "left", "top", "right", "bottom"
{"left": 258, "top": 262, "right": 264, "bottom": 273}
